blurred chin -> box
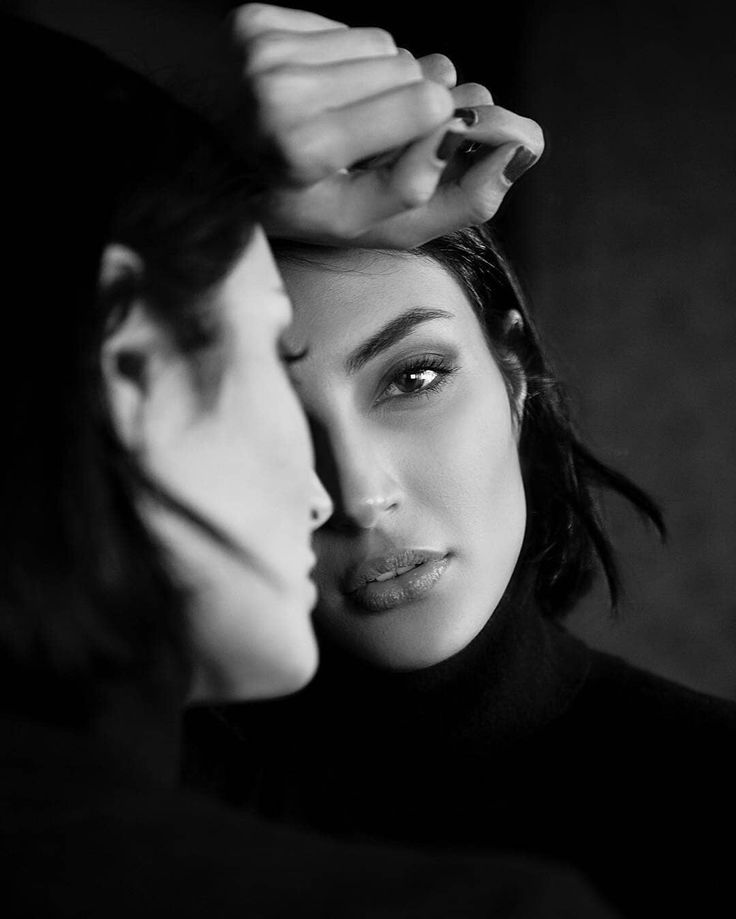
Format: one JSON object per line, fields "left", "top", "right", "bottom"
{"left": 185, "top": 571, "right": 320, "bottom": 704}
{"left": 187, "top": 634, "right": 319, "bottom": 704}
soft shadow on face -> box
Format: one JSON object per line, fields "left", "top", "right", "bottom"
{"left": 279, "top": 248, "right": 527, "bottom": 670}
{"left": 107, "top": 228, "right": 331, "bottom": 702}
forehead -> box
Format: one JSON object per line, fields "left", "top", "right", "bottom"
{"left": 221, "top": 226, "right": 292, "bottom": 337}
{"left": 278, "top": 249, "right": 481, "bottom": 348}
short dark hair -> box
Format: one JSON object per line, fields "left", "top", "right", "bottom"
{"left": 0, "top": 16, "right": 259, "bottom": 718}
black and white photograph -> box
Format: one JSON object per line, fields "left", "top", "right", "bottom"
{"left": 2, "top": 2, "right": 734, "bottom": 917}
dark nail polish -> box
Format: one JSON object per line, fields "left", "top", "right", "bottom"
{"left": 503, "top": 146, "right": 537, "bottom": 184}
{"left": 436, "top": 131, "right": 466, "bottom": 162}
{"left": 454, "top": 107, "right": 479, "bottom": 127}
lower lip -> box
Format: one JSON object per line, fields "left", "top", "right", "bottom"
{"left": 348, "top": 556, "right": 450, "bottom": 612}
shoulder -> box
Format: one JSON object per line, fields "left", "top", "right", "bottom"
{"left": 558, "top": 642, "right": 736, "bottom": 769}
{"left": 2, "top": 780, "right": 619, "bottom": 919}
{"left": 585, "top": 646, "right": 736, "bottom": 728}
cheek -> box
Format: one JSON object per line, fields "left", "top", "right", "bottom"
{"left": 401, "top": 381, "right": 522, "bottom": 532}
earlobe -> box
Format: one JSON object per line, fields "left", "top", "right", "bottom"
{"left": 99, "top": 244, "right": 159, "bottom": 451}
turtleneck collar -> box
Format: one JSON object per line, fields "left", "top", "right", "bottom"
{"left": 299, "top": 568, "right": 591, "bottom": 748}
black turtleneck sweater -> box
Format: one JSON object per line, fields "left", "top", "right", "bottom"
{"left": 184, "top": 582, "right": 736, "bottom": 919}
{"left": 1, "top": 685, "right": 625, "bottom": 919}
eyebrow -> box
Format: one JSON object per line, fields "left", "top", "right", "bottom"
{"left": 344, "top": 308, "right": 454, "bottom": 375}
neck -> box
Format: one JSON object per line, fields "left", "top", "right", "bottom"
{"left": 307, "top": 567, "right": 589, "bottom": 745}
{"left": 92, "top": 673, "right": 184, "bottom": 787}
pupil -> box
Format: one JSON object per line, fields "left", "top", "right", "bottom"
{"left": 402, "top": 370, "right": 430, "bottom": 393}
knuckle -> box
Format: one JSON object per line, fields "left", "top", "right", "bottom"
{"left": 251, "top": 67, "right": 299, "bottom": 111}
{"left": 230, "top": 4, "right": 276, "bottom": 40}
{"left": 397, "top": 54, "right": 423, "bottom": 82}
{"left": 412, "top": 80, "right": 454, "bottom": 126}
{"left": 457, "top": 82, "right": 494, "bottom": 105}
{"left": 242, "top": 31, "right": 282, "bottom": 74}
{"left": 400, "top": 182, "right": 433, "bottom": 209}
{"left": 281, "top": 123, "right": 344, "bottom": 184}
{"left": 387, "top": 169, "right": 435, "bottom": 210}
{"left": 360, "top": 27, "right": 397, "bottom": 55}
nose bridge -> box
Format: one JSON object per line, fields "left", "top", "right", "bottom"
{"left": 310, "top": 409, "right": 399, "bottom": 530}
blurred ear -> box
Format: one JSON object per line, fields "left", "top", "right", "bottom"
{"left": 99, "top": 243, "right": 167, "bottom": 451}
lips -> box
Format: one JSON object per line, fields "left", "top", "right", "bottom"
{"left": 342, "top": 549, "right": 449, "bottom": 612}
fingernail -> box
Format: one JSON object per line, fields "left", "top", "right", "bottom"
{"left": 503, "top": 146, "right": 537, "bottom": 184}
{"left": 436, "top": 131, "right": 466, "bottom": 162}
{"left": 454, "top": 107, "right": 479, "bottom": 127}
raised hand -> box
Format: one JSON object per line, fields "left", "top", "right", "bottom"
{"left": 230, "top": 4, "right": 543, "bottom": 248}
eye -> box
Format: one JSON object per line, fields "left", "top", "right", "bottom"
{"left": 380, "top": 354, "right": 456, "bottom": 403}
{"left": 278, "top": 340, "right": 310, "bottom": 366}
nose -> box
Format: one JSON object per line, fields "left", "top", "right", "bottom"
{"left": 309, "top": 470, "right": 333, "bottom": 531}
{"left": 312, "top": 418, "right": 401, "bottom": 532}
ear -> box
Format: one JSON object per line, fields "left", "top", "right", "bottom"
{"left": 99, "top": 243, "right": 169, "bottom": 451}
{"left": 502, "top": 309, "right": 528, "bottom": 429}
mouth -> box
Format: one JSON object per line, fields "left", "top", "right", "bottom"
{"left": 342, "top": 549, "right": 450, "bottom": 613}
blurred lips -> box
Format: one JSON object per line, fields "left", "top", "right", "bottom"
{"left": 342, "top": 549, "right": 449, "bottom": 612}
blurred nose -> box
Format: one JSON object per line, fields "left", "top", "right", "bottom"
{"left": 309, "top": 470, "right": 333, "bottom": 531}
{"left": 312, "top": 416, "right": 401, "bottom": 532}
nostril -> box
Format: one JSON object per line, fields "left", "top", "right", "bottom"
{"left": 309, "top": 472, "right": 333, "bottom": 529}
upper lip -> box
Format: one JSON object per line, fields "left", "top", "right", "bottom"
{"left": 342, "top": 548, "right": 448, "bottom": 594}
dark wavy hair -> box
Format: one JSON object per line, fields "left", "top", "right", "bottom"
{"left": 274, "top": 225, "right": 663, "bottom": 620}
{"left": 0, "top": 16, "right": 258, "bottom": 718}
{"left": 419, "top": 224, "right": 664, "bottom": 618}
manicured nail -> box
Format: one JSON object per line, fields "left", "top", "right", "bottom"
{"left": 503, "top": 146, "right": 537, "bottom": 183}
{"left": 454, "top": 107, "right": 479, "bottom": 127}
{"left": 436, "top": 131, "right": 466, "bottom": 162}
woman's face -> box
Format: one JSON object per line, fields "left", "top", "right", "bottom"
{"left": 126, "top": 228, "right": 332, "bottom": 700}
{"left": 279, "top": 249, "right": 526, "bottom": 670}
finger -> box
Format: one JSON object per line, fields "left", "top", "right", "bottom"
{"left": 252, "top": 55, "right": 423, "bottom": 125}
{"left": 376, "top": 118, "right": 468, "bottom": 209}
{"left": 230, "top": 4, "right": 346, "bottom": 41}
{"left": 431, "top": 141, "right": 542, "bottom": 235}
{"left": 352, "top": 135, "right": 541, "bottom": 248}
{"left": 275, "top": 79, "right": 454, "bottom": 184}
{"left": 450, "top": 81, "right": 494, "bottom": 108}
{"left": 262, "top": 135, "right": 449, "bottom": 245}
{"left": 461, "top": 104, "right": 544, "bottom": 156}
{"left": 448, "top": 140, "right": 539, "bottom": 223}
{"left": 323, "top": 119, "right": 471, "bottom": 239}
{"left": 245, "top": 26, "right": 400, "bottom": 74}
{"left": 416, "top": 53, "right": 457, "bottom": 88}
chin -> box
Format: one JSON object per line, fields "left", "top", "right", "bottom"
{"left": 256, "top": 637, "right": 320, "bottom": 699}
{"left": 188, "top": 633, "right": 319, "bottom": 704}
{"left": 329, "top": 621, "right": 472, "bottom": 672}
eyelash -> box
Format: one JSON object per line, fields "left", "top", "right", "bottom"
{"left": 379, "top": 354, "right": 457, "bottom": 403}
{"left": 279, "top": 343, "right": 310, "bottom": 366}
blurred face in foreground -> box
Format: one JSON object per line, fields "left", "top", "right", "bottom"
{"left": 103, "top": 228, "right": 331, "bottom": 701}
{"left": 278, "top": 248, "right": 526, "bottom": 670}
